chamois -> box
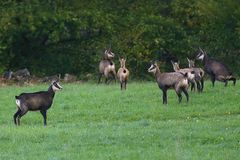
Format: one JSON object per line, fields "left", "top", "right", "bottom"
{"left": 13, "top": 80, "right": 62, "bottom": 126}
{"left": 171, "top": 61, "right": 197, "bottom": 91}
{"left": 187, "top": 58, "right": 205, "bottom": 92}
{"left": 196, "top": 48, "right": 236, "bottom": 87}
{"left": 148, "top": 62, "right": 189, "bottom": 104}
{"left": 117, "top": 58, "right": 130, "bottom": 90}
{"left": 98, "top": 48, "right": 117, "bottom": 84}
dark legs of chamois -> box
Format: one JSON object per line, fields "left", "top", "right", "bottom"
{"left": 98, "top": 73, "right": 103, "bottom": 84}
{"left": 229, "top": 77, "right": 236, "bottom": 86}
{"left": 191, "top": 81, "right": 202, "bottom": 92}
{"left": 176, "top": 88, "right": 189, "bottom": 104}
{"left": 40, "top": 110, "right": 47, "bottom": 126}
{"left": 200, "top": 79, "right": 204, "bottom": 91}
{"left": 190, "top": 82, "right": 195, "bottom": 91}
{"left": 210, "top": 75, "right": 216, "bottom": 87}
{"left": 106, "top": 72, "right": 116, "bottom": 84}
{"left": 120, "top": 80, "right": 127, "bottom": 90}
{"left": 176, "top": 92, "right": 182, "bottom": 103}
{"left": 182, "top": 88, "right": 189, "bottom": 102}
{"left": 162, "top": 90, "right": 167, "bottom": 104}
{"left": 225, "top": 77, "right": 236, "bottom": 86}
{"left": 13, "top": 108, "right": 28, "bottom": 126}
{"left": 196, "top": 82, "right": 201, "bottom": 92}
{"left": 99, "top": 72, "right": 116, "bottom": 84}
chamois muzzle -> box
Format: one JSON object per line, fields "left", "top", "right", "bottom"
{"left": 148, "top": 64, "right": 156, "bottom": 73}
{"left": 52, "top": 81, "right": 63, "bottom": 91}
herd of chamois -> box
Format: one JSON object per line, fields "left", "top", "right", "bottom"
{"left": 13, "top": 47, "right": 236, "bottom": 126}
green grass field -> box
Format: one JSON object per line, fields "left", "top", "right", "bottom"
{"left": 0, "top": 81, "right": 239, "bottom": 160}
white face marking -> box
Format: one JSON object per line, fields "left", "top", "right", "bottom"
{"left": 52, "top": 82, "right": 63, "bottom": 91}
{"left": 148, "top": 64, "right": 156, "bottom": 73}
{"left": 107, "top": 52, "right": 114, "bottom": 58}
{"left": 197, "top": 53, "right": 204, "bottom": 60}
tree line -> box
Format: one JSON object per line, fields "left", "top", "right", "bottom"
{"left": 0, "top": 0, "right": 239, "bottom": 79}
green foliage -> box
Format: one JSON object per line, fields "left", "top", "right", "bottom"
{"left": 0, "top": 0, "right": 240, "bottom": 78}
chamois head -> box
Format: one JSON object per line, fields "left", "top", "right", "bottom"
{"left": 196, "top": 47, "right": 206, "bottom": 61}
{"left": 103, "top": 48, "right": 115, "bottom": 59}
{"left": 51, "top": 80, "right": 63, "bottom": 92}
{"left": 148, "top": 62, "right": 159, "bottom": 74}
{"left": 187, "top": 58, "right": 195, "bottom": 68}
{"left": 171, "top": 60, "right": 180, "bottom": 71}
{"left": 119, "top": 58, "right": 126, "bottom": 68}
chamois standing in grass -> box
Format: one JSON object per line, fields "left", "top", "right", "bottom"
{"left": 148, "top": 62, "right": 190, "bottom": 104}
{"left": 171, "top": 61, "right": 198, "bottom": 91}
{"left": 117, "top": 58, "right": 130, "bottom": 90}
{"left": 98, "top": 48, "right": 117, "bottom": 84}
{"left": 13, "top": 80, "right": 62, "bottom": 126}
{"left": 196, "top": 48, "right": 236, "bottom": 87}
{"left": 187, "top": 58, "right": 205, "bottom": 92}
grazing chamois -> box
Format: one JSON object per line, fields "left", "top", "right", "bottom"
{"left": 148, "top": 62, "right": 189, "bottom": 104}
{"left": 98, "top": 49, "right": 117, "bottom": 84}
{"left": 117, "top": 58, "right": 130, "bottom": 90}
{"left": 187, "top": 58, "right": 205, "bottom": 92}
{"left": 13, "top": 80, "right": 62, "bottom": 126}
{"left": 196, "top": 48, "right": 236, "bottom": 87}
{"left": 171, "top": 61, "right": 197, "bottom": 91}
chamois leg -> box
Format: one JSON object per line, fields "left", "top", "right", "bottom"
{"left": 17, "top": 109, "right": 28, "bottom": 126}
{"left": 196, "top": 81, "right": 201, "bottom": 92}
{"left": 176, "top": 91, "right": 182, "bottom": 103}
{"left": 13, "top": 108, "right": 21, "bottom": 125}
{"left": 40, "top": 110, "right": 47, "bottom": 126}
{"left": 200, "top": 79, "right": 204, "bottom": 92}
{"left": 105, "top": 76, "right": 109, "bottom": 84}
{"left": 210, "top": 76, "right": 215, "bottom": 87}
{"left": 124, "top": 80, "right": 127, "bottom": 90}
{"left": 229, "top": 77, "right": 236, "bottom": 86}
{"left": 112, "top": 70, "right": 117, "bottom": 83}
{"left": 120, "top": 82, "right": 123, "bottom": 90}
{"left": 182, "top": 88, "right": 189, "bottom": 103}
{"left": 224, "top": 80, "right": 228, "bottom": 87}
{"left": 190, "top": 82, "right": 195, "bottom": 91}
{"left": 98, "top": 73, "right": 103, "bottom": 84}
{"left": 162, "top": 90, "right": 167, "bottom": 104}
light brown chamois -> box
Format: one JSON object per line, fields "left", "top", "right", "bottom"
{"left": 148, "top": 62, "right": 189, "bottom": 104}
{"left": 171, "top": 61, "right": 197, "bottom": 92}
{"left": 117, "top": 58, "right": 130, "bottom": 90}
{"left": 187, "top": 58, "right": 205, "bottom": 92}
{"left": 98, "top": 48, "right": 117, "bottom": 84}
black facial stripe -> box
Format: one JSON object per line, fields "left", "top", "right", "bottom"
{"left": 53, "top": 82, "right": 61, "bottom": 89}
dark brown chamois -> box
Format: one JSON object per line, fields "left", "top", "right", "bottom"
{"left": 98, "top": 48, "right": 117, "bottom": 84}
{"left": 187, "top": 58, "right": 205, "bottom": 92}
{"left": 13, "top": 81, "right": 62, "bottom": 126}
{"left": 196, "top": 48, "right": 236, "bottom": 87}
{"left": 148, "top": 62, "right": 190, "bottom": 104}
{"left": 117, "top": 58, "right": 130, "bottom": 90}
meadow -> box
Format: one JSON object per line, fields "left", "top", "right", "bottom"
{"left": 0, "top": 81, "right": 239, "bottom": 160}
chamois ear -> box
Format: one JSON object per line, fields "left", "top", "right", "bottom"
{"left": 58, "top": 74, "right": 61, "bottom": 81}
{"left": 154, "top": 61, "right": 158, "bottom": 66}
{"left": 199, "top": 47, "right": 204, "bottom": 54}
{"left": 178, "top": 60, "right": 180, "bottom": 65}
{"left": 187, "top": 58, "right": 190, "bottom": 63}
